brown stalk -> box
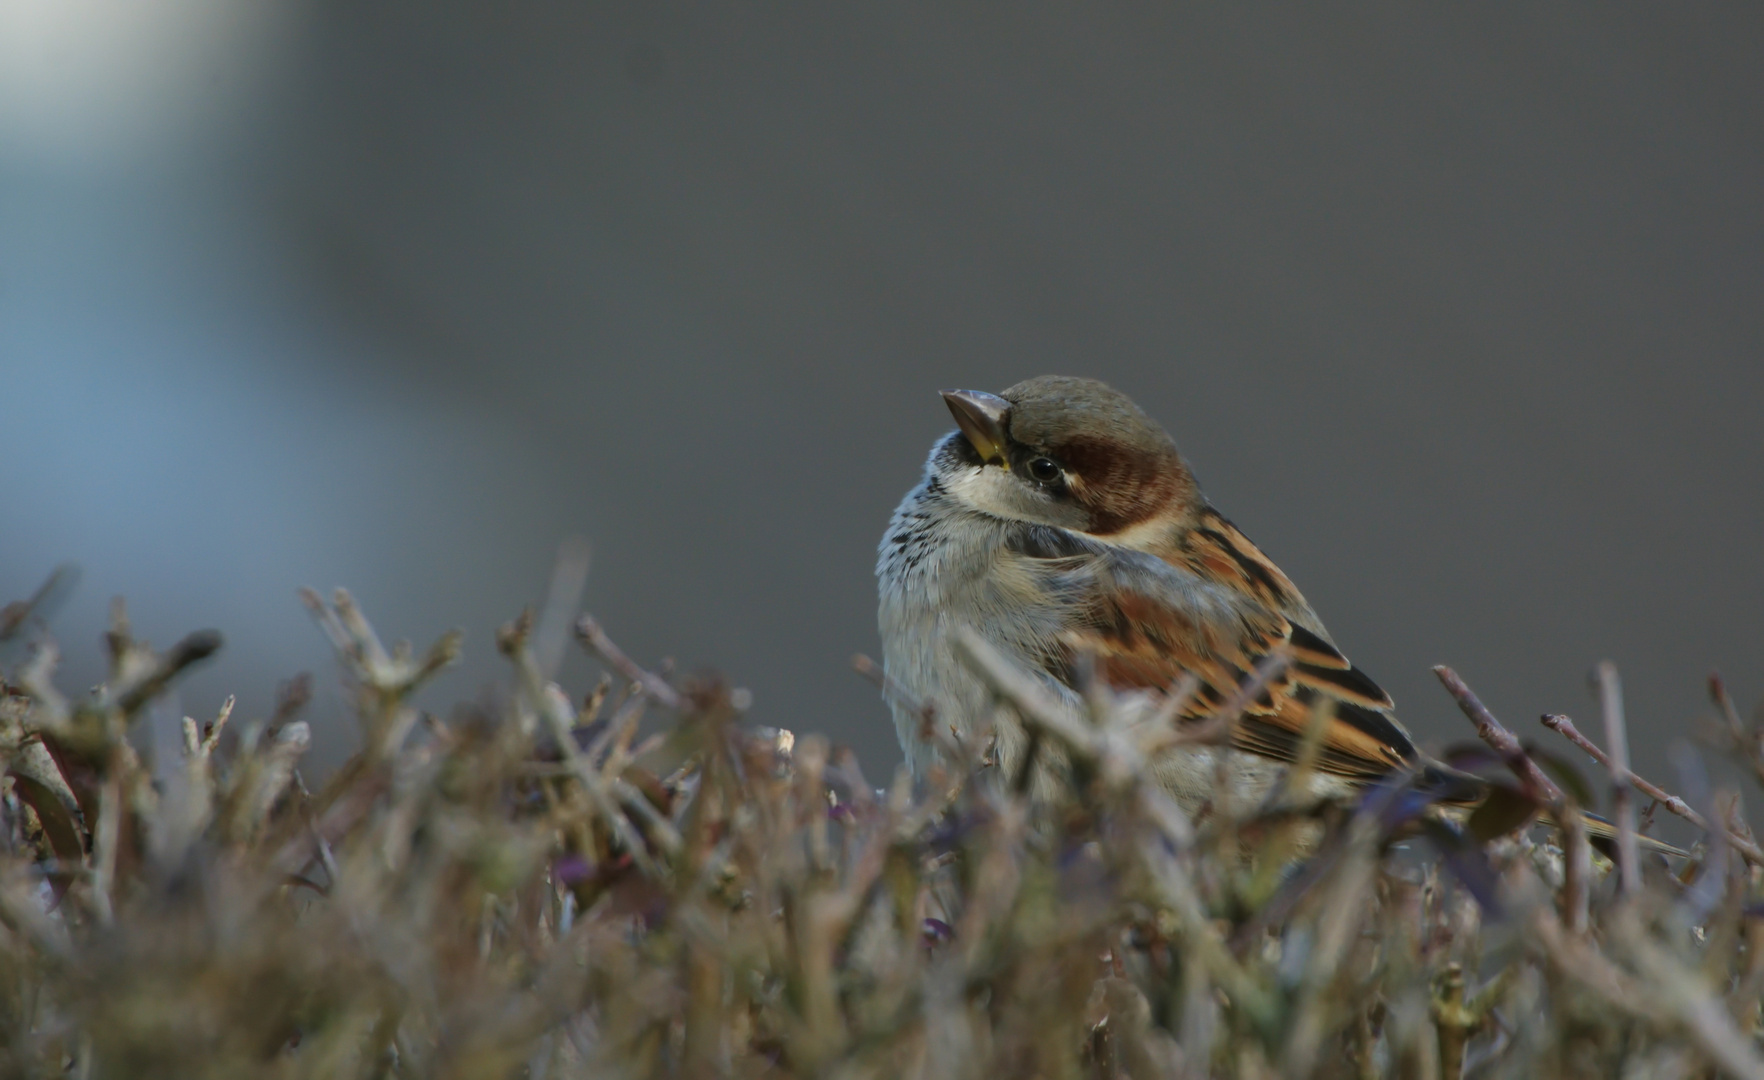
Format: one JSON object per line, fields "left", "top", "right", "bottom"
{"left": 575, "top": 614, "right": 683, "bottom": 711}
{"left": 1432, "top": 666, "right": 1562, "bottom": 805}
{"left": 852, "top": 653, "right": 960, "bottom": 762}
{"left": 15, "top": 570, "right": 1764, "bottom": 1076}
{"left": 1542, "top": 713, "right": 1764, "bottom": 868}
{"left": 1561, "top": 803, "right": 1591, "bottom": 935}
{"left": 1710, "top": 673, "right": 1764, "bottom": 790}
{"left": 0, "top": 564, "right": 77, "bottom": 642}
{"left": 1593, "top": 661, "right": 1641, "bottom": 897}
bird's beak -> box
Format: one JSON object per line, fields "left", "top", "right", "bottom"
{"left": 941, "top": 389, "right": 1011, "bottom": 466}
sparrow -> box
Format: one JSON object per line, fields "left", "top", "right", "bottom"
{"left": 874, "top": 375, "right": 1603, "bottom": 836}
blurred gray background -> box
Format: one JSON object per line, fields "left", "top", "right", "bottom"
{"left": 3, "top": 3, "right": 1760, "bottom": 782}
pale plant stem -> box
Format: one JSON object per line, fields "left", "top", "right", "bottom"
{"left": 1542, "top": 713, "right": 1764, "bottom": 868}
{"left": 1595, "top": 661, "right": 1641, "bottom": 898}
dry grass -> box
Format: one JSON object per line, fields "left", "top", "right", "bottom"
{"left": 1, "top": 564, "right": 1762, "bottom": 1079}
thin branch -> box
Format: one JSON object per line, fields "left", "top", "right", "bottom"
{"left": 852, "top": 653, "right": 952, "bottom": 757}
{"left": 1139, "top": 651, "right": 1290, "bottom": 760}
{"left": 953, "top": 627, "right": 1096, "bottom": 759}
{"left": 1562, "top": 807, "right": 1591, "bottom": 935}
{"left": 114, "top": 630, "right": 224, "bottom": 715}
{"left": 534, "top": 537, "right": 592, "bottom": 681}
{"left": 1542, "top": 713, "right": 1764, "bottom": 868}
{"left": 1669, "top": 743, "right": 1729, "bottom": 924}
{"left": 1143, "top": 672, "right": 1204, "bottom": 735}
{"left": 574, "top": 615, "right": 682, "bottom": 711}
{"left": 1709, "top": 673, "right": 1764, "bottom": 791}
{"left": 1710, "top": 672, "right": 1749, "bottom": 742}
{"left": 1593, "top": 661, "right": 1640, "bottom": 897}
{"left": 1433, "top": 666, "right": 1562, "bottom": 804}
{"left": 0, "top": 564, "right": 78, "bottom": 642}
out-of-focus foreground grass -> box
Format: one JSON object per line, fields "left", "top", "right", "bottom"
{"left": 1, "top": 566, "right": 1762, "bottom": 1080}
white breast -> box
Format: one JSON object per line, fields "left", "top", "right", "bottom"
{"left": 876, "top": 473, "right": 1083, "bottom": 786}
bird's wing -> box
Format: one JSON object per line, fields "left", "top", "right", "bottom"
{"left": 1009, "top": 517, "right": 1683, "bottom": 852}
{"left": 1011, "top": 517, "right": 1419, "bottom": 784}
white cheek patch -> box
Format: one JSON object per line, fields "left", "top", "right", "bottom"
{"left": 942, "top": 464, "right": 1091, "bottom": 530}
{"left": 943, "top": 465, "right": 1028, "bottom": 520}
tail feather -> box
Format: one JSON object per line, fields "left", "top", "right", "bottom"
{"left": 1564, "top": 808, "right": 1688, "bottom": 859}
{"left": 1413, "top": 761, "right": 1688, "bottom": 858}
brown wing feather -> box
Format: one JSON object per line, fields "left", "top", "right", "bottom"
{"left": 1183, "top": 509, "right": 1303, "bottom": 609}
{"left": 1054, "top": 507, "right": 1418, "bottom": 783}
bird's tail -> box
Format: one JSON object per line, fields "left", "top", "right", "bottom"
{"left": 1416, "top": 761, "right": 1687, "bottom": 858}
{"left": 1559, "top": 808, "right": 1687, "bottom": 858}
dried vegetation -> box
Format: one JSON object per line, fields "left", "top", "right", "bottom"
{"left": 1, "top": 562, "right": 1763, "bottom": 1079}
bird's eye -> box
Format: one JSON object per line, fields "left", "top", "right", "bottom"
{"left": 1027, "top": 457, "right": 1062, "bottom": 483}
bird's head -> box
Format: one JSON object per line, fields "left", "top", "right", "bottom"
{"left": 932, "top": 375, "right": 1198, "bottom": 537}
